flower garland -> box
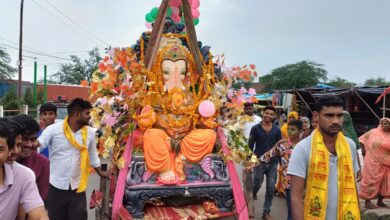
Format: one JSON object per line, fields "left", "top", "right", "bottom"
{"left": 89, "top": 33, "right": 259, "bottom": 168}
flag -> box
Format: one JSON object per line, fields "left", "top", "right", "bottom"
{"left": 375, "top": 86, "right": 390, "bottom": 104}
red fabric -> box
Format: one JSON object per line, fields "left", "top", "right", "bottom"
{"left": 89, "top": 190, "right": 102, "bottom": 209}
{"left": 112, "top": 134, "right": 134, "bottom": 220}
{"left": 144, "top": 204, "right": 234, "bottom": 220}
{"left": 375, "top": 86, "right": 390, "bottom": 104}
{"left": 18, "top": 151, "right": 50, "bottom": 200}
{"left": 217, "top": 127, "right": 249, "bottom": 220}
{"left": 118, "top": 206, "right": 133, "bottom": 220}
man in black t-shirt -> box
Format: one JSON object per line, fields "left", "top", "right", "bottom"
{"left": 248, "top": 106, "right": 282, "bottom": 220}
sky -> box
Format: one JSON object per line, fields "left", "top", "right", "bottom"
{"left": 1, "top": 0, "right": 389, "bottom": 85}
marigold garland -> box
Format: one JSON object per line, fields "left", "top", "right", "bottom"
{"left": 89, "top": 32, "right": 258, "bottom": 168}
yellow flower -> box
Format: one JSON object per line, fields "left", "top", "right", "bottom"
{"left": 103, "top": 126, "right": 112, "bottom": 139}
{"left": 101, "top": 148, "right": 110, "bottom": 158}
{"left": 91, "top": 118, "right": 101, "bottom": 129}
{"left": 104, "top": 136, "right": 116, "bottom": 149}
{"left": 102, "top": 104, "right": 113, "bottom": 114}
{"left": 117, "top": 156, "right": 125, "bottom": 169}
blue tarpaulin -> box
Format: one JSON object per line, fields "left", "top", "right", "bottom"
{"left": 244, "top": 93, "right": 273, "bottom": 100}
{"left": 315, "top": 83, "right": 336, "bottom": 89}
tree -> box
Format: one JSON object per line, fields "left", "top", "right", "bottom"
{"left": 364, "top": 76, "right": 390, "bottom": 87}
{"left": 23, "top": 87, "right": 34, "bottom": 108}
{"left": 37, "top": 88, "right": 44, "bottom": 105}
{"left": 0, "top": 47, "right": 17, "bottom": 80}
{"left": 49, "top": 48, "right": 101, "bottom": 84}
{"left": 259, "top": 60, "right": 328, "bottom": 92}
{"left": 1, "top": 86, "right": 21, "bottom": 116}
{"left": 327, "top": 77, "right": 356, "bottom": 88}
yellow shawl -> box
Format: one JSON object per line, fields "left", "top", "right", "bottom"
{"left": 304, "top": 129, "right": 360, "bottom": 219}
{"left": 281, "top": 111, "right": 299, "bottom": 138}
{"left": 63, "top": 116, "right": 90, "bottom": 193}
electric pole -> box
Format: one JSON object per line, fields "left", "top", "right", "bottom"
{"left": 18, "top": 0, "right": 24, "bottom": 98}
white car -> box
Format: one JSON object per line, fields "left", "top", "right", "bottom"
{"left": 55, "top": 106, "right": 67, "bottom": 123}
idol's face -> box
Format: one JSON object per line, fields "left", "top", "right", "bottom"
{"left": 162, "top": 59, "right": 187, "bottom": 91}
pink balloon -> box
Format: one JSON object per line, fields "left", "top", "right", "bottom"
{"left": 191, "top": 8, "right": 200, "bottom": 18}
{"left": 191, "top": 0, "right": 200, "bottom": 9}
{"left": 171, "top": 6, "right": 180, "bottom": 14}
{"left": 170, "top": 0, "right": 181, "bottom": 7}
{"left": 198, "top": 100, "right": 216, "bottom": 117}
{"left": 171, "top": 13, "right": 181, "bottom": 23}
{"left": 145, "top": 22, "right": 152, "bottom": 29}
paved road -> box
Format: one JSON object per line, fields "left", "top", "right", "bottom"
{"left": 87, "top": 172, "right": 99, "bottom": 220}
{"left": 255, "top": 188, "right": 288, "bottom": 219}
{"left": 235, "top": 164, "right": 288, "bottom": 220}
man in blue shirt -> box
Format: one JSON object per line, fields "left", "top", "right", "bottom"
{"left": 38, "top": 103, "right": 57, "bottom": 158}
{"left": 248, "top": 106, "right": 282, "bottom": 220}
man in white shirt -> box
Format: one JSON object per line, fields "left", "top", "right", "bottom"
{"left": 38, "top": 98, "right": 108, "bottom": 220}
{"left": 241, "top": 102, "right": 262, "bottom": 218}
{"left": 243, "top": 102, "right": 262, "bottom": 140}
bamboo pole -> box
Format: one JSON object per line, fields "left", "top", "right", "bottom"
{"left": 181, "top": 0, "right": 203, "bottom": 76}
{"left": 295, "top": 90, "right": 313, "bottom": 114}
{"left": 243, "top": 169, "right": 254, "bottom": 219}
{"left": 33, "top": 61, "right": 37, "bottom": 107}
{"left": 18, "top": 0, "right": 24, "bottom": 98}
{"left": 383, "top": 95, "right": 386, "bottom": 118}
{"left": 100, "top": 164, "right": 110, "bottom": 220}
{"left": 353, "top": 89, "right": 380, "bottom": 120}
{"left": 43, "top": 65, "right": 47, "bottom": 102}
{"left": 144, "top": 0, "right": 171, "bottom": 71}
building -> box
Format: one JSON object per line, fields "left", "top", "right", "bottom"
{"left": 0, "top": 80, "right": 33, "bottom": 97}
{"left": 36, "top": 84, "right": 89, "bottom": 102}
{"left": 0, "top": 80, "right": 90, "bottom": 102}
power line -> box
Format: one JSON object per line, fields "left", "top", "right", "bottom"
{"left": 24, "top": 62, "right": 61, "bottom": 66}
{"left": 0, "top": 42, "right": 72, "bottom": 61}
{"left": 0, "top": 42, "right": 70, "bottom": 60}
{"left": 49, "top": 48, "right": 107, "bottom": 54}
{"left": 42, "top": 0, "right": 110, "bottom": 46}
{"left": 1, "top": 35, "right": 106, "bottom": 56}
{"left": 1, "top": 36, "right": 104, "bottom": 62}
{"left": 1, "top": 35, "right": 73, "bottom": 61}
{"left": 30, "top": 0, "right": 105, "bottom": 47}
{"left": 22, "top": 54, "right": 38, "bottom": 59}
{"left": 51, "top": 51, "right": 93, "bottom": 55}
{"left": 0, "top": 35, "right": 44, "bottom": 54}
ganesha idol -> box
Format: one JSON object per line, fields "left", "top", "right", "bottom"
{"left": 133, "top": 37, "right": 218, "bottom": 185}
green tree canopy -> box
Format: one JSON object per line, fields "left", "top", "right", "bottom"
{"left": 37, "top": 88, "right": 44, "bottom": 105}
{"left": 23, "top": 87, "right": 34, "bottom": 108}
{"left": 1, "top": 86, "right": 21, "bottom": 116}
{"left": 364, "top": 76, "right": 390, "bottom": 87}
{"left": 49, "top": 48, "right": 101, "bottom": 84}
{"left": 0, "top": 47, "right": 17, "bottom": 80}
{"left": 259, "top": 60, "right": 328, "bottom": 92}
{"left": 327, "top": 77, "right": 356, "bottom": 88}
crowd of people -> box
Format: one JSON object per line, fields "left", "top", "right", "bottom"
{"left": 0, "top": 95, "right": 389, "bottom": 220}
{"left": 245, "top": 95, "right": 389, "bottom": 220}
{"left": 0, "top": 98, "right": 108, "bottom": 220}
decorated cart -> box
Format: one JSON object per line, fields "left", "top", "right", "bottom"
{"left": 89, "top": 0, "right": 258, "bottom": 219}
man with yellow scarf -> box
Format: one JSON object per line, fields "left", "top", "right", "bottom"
{"left": 288, "top": 96, "right": 360, "bottom": 220}
{"left": 38, "top": 98, "right": 108, "bottom": 220}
